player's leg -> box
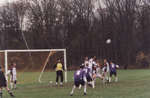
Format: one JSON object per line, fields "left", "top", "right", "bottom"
{"left": 87, "top": 74, "right": 94, "bottom": 88}
{"left": 81, "top": 80, "right": 87, "bottom": 95}
{"left": 10, "top": 76, "right": 14, "bottom": 89}
{"left": 103, "top": 72, "right": 107, "bottom": 83}
{"left": 0, "top": 88, "right": 2, "bottom": 98}
{"left": 60, "top": 71, "right": 63, "bottom": 85}
{"left": 14, "top": 80, "right": 17, "bottom": 89}
{"left": 109, "top": 72, "right": 112, "bottom": 83}
{"left": 114, "top": 72, "right": 118, "bottom": 82}
{"left": 83, "top": 84, "right": 87, "bottom": 95}
{"left": 10, "top": 81, "right": 13, "bottom": 90}
{"left": 5, "top": 86, "right": 14, "bottom": 97}
{"left": 106, "top": 72, "right": 110, "bottom": 82}
{"left": 56, "top": 71, "right": 59, "bottom": 85}
{"left": 13, "top": 75, "right": 17, "bottom": 89}
{"left": 89, "top": 73, "right": 95, "bottom": 88}
{"left": 78, "top": 84, "right": 82, "bottom": 89}
{"left": 70, "top": 85, "right": 76, "bottom": 96}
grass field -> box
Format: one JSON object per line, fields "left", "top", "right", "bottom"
{"left": 2, "top": 69, "right": 150, "bottom": 98}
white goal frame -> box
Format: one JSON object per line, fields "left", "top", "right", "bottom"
{"left": 0, "top": 49, "right": 67, "bottom": 83}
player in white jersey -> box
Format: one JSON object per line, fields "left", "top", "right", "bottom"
{"left": 88, "top": 56, "right": 97, "bottom": 88}
{"left": 84, "top": 57, "right": 89, "bottom": 67}
{"left": 102, "top": 59, "right": 110, "bottom": 83}
{"left": 10, "top": 63, "right": 17, "bottom": 89}
{"left": 93, "top": 61, "right": 103, "bottom": 80}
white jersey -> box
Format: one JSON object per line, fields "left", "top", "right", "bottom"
{"left": 12, "top": 67, "right": 17, "bottom": 76}
{"left": 11, "top": 67, "right": 17, "bottom": 81}
{"left": 88, "top": 58, "right": 97, "bottom": 69}
{"left": 106, "top": 62, "right": 110, "bottom": 72}
{"left": 88, "top": 58, "right": 93, "bottom": 69}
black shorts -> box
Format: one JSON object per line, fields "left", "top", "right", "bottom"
{"left": 74, "top": 80, "right": 85, "bottom": 87}
{"left": 0, "top": 72, "right": 7, "bottom": 88}
{"left": 110, "top": 71, "right": 117, "bottom": 77}
{"left": 86, "top": 75, "right": 92, "bottom": 82}
{"left": 0, "top": 80, "right": 7, "bottom": 88}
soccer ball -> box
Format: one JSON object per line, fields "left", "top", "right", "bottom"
{"left": 106, "top": 39, "right": 111, "bottom": 44}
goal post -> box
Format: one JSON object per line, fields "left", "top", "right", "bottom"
{"left": 1, "top": 49, "right": 67, "bottom": 83}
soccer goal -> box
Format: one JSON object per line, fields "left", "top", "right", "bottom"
{"left": 0, "top": 49, "right": 67, "bottom": 84}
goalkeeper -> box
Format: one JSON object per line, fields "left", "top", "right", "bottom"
{"left": 53, "top": 59, "right": 64, "bottom": 86}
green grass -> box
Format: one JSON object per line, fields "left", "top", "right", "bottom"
{"left": 2, "top": 69, "right": 150, "bottom": 98}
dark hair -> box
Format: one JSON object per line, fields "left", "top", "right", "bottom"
{"left": 80, "top": 65, "right": 84, "bottom": 69}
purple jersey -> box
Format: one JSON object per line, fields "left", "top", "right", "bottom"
{"left": 83, "top": 67, "right": 93, "bottom": 81}
{"left": 110, "top": 63, "right": 117, "bottom": 72}
{"left": 74, "top": 69, "right": 86, "bottom": 81}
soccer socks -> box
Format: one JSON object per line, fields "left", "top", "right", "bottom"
{"left": 14, "top": 84, "right": 16, "bottom": 89}
{"left": 78, "top": 85, "right": 82, "bottom": 89}
{"left": 0, "top": 90, "right": 2, "bottom": 98}
{"left": 70, "top": 85, "right": 76, "bottom": 96}
{"left": 109, "top": 77, "right": 112, "bottom": 83}
{"left": 115, "top": 77, "right": 118, "bottom": 82}
{"left": 92, "top": 81, "right": 95, "bottom": 88}
{"left": 10, "top": 82, "right": 13, "bottom": 89}
{"left": 83, "top": 85, "right": 87, "bottom": 95}
{"left": 14, "top": 80, "right": 17, "bottom": 89}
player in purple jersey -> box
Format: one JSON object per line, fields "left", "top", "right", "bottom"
{"left": 109, "top": 61, "right": 119, "bottom": 82}
{"left": 70, "top": 65, "right": 87, "bottom": 96}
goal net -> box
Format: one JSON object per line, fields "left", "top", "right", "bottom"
{"left": 0, "top": 49, "right": 67, "bottom": 86}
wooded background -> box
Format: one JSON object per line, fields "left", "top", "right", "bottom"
{"left": 0, "top": 0, "right": 150, "bottom": 69}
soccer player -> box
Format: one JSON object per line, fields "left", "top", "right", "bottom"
{"left": 70, "top": 65, "right": 87, "bottom": 96}
{"left": 88, "top": 56, "right": 97, "bottom": 88}
{"left": 109, "top": 61, "right": 119, "bottom": 82}
{"left": 53, "top": 59, "right": 64, "bottom": 86}
{"left": 10, "top": 63, "right": 17, "bottom": 89}
{"left": 0, "top": 66, "right": 14, "bottom": 98}
{"left": 93, "top": 62, "right": 103, "bottom": 80}
{"left": 102, "top": 59, "right": 110, "bottom": 83}
{"left": 84, "top": 57, "right": 89, "bottom": 67}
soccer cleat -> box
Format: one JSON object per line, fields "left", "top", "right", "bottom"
{"left": 70, "top": 92, "right": 73, "bottom": 96}
{"left": 84, "top": 93, "right": 87, "bottom": 95}
{"left": 9, "top": 92, "right": 15, "bottom": 97}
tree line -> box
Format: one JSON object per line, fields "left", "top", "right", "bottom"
{"left": 0, "top": 0, "right": 150, "bottom": 69}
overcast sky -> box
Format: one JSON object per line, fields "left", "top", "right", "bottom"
{"left": 0, "top": 0, "right": 18, "bottom": 6}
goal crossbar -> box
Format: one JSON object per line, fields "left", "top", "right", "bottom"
{"left": 3, "top": 49, "right": 66, "bottom": 52}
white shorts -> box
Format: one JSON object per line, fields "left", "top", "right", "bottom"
{"left": 96, "top": 73, "right": 102, "bottom": 78}
{"left": 11, "top": 75, "right": 17, "bottom": 82}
